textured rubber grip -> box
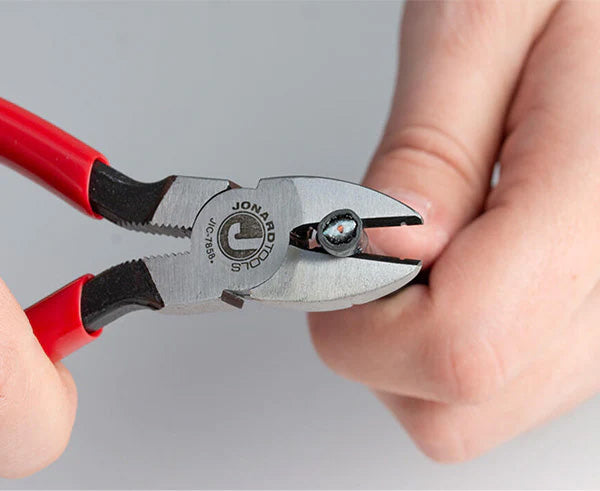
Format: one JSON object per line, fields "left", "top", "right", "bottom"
{"left": 0, "top": 98, "right": 108, "bottom": 217}
{"left": 25, "top": 275, "right": 102, "bottom": 362}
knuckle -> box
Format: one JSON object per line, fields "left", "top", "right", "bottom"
{"left": 308, "top": 312, "right": 351, "bottom": 376}
{"left": 308, "top": 305, "right": 378, "bottom": 381}
{"left": 377, "top": 125, "right": 483, "bottom": 196}
{"left": 429, "top": 330, "right": 506, "bottom": 404}
{"left": 404, "top": 406, "right": 474, "bottom": 463}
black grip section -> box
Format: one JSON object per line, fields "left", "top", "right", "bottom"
{"left": 81, "top": 260, "right": 164, "bottom": 332}
{"left": 89, "top": 161, "right": 175, "bottom": 227}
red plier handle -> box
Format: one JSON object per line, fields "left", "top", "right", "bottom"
{"left": 1, "top": 98, "right": 168, "bottom": 361}
{"left": 0, "top": 98, "right": 108, "bottom": 361}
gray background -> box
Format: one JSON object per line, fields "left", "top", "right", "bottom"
{"left": 0, "top": 1, "right": 598, "bottom": 488}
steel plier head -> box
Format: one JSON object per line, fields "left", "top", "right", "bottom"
{"left": 0, "top": 98, "right": 422, "bottom": 361}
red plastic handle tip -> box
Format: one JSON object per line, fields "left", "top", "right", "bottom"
{"left": 25, "top": 275, "right": 102, "bottom": 362}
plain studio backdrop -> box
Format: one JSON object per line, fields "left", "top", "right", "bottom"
{"left": 0, "top": 2, "right": 598, "bottom": 489}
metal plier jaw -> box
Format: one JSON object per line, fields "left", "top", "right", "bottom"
{"left": 0, "top": 97, "right": 422, "bottom": 361}
{"left": 142, "top": 176, "right": 422, "bottom": 315}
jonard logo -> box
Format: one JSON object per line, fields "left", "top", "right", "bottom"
{"left": 216, "top": 201, "right": 276, "bottom": 271}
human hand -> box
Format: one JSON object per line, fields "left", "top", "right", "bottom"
{"left": 309, "top": 0, "right": 600, "bottom": 462}
{"left": 0, "top": 279, "right": 76, "bottom": 477}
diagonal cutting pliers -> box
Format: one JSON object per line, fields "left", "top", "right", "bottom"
{"left": 0, "top": 98, "right": 422, "bottom": 362}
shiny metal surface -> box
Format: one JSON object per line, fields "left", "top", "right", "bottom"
{"left": 144, "top": 176, "right": 422, "bottom": 313}
{"left": 248, "top": 247, "right": 420, "bottom": 310}
{"left": 149, "top": 176, "right": 232, "bottom": 233}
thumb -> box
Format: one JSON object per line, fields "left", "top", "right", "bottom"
{"left": 364, "top": 2, "right": 557, "bottom": 266}
{"left": 0, "top": 279, "right": 77, "bottom": 478}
